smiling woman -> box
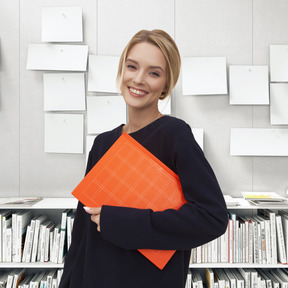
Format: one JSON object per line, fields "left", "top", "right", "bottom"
{"left": 59, "top": 29, "right": 228, "bottom": 288}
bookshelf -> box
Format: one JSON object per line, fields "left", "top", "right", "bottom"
{"left": 189, "top": 198, "right": 288, "bottom": 268}
{"left": 1, "top": 197, "right": 288, "bottom": 287}
{"left": 0, "top": 198, "right": 77, "bottom": 271}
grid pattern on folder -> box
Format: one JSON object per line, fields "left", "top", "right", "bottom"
{"left": 72, "top": 132, "right": 186, "bottom": 269}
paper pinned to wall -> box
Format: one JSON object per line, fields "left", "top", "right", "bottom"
{"left": 192, "top": 128, "right": 204, "bottom": 150}
{"left": 270, "top": 45, "right": 288, "bottom": 82}
{"left": 229, "top": 66, "right": 269, "bottom": 105}
{"left": 87, "top": 55, "right": 120, "bottom": 93}
{"left": 270, "top": 83, "right": 288, "bottom": 125}
{"left": 182, "top": 57, "right": 227, "bottom": 95}
{"left": 43, "top": 73, "right": 86, "bottom": 111}
{"left": 45, "top": 113, "right": 84, "bottom": 154}
{"left": 158, "top": 97, "right": 171, "bottom": 115}
{"left": 87, "top": 96, "right": 126, "bottom": 134}
{"left": 26, "top": 44, "right": 88, "bottom": 71}
{"left": 86, "top": 135, "right": 96, "bottom": 164}
{"left": 230, "top": 128, "right": 288, "bottom": 156}
{"left": 42, "top": 7, "right": 83, "bottom": 42}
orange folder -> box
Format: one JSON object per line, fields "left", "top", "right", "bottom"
{"left": 72, "top": 132, "right": 186, "bottom": 269}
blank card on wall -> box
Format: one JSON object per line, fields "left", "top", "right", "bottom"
{"left": 43, "top": 73, "right": 86, "bottom": 111}
{"left": 26, "top": 44, "right": 88, "bottom": 71}
{"left": 270, "top": 83, "right": 288, "bottom": 125}
{"left": 230, "top": 128, "right": 288, "bottom": 156}
{"left": 270, "top": 45, "right": 288, "bottom": 82}
{"left": 229, "top": 66, "right": 269, "bottom": 105}
{"left": 87, "top": 96, "right": 126, "bottom": 134}
{"left": 182, "top": 57, "right": 227, "bottom": 95}
{"left": 45, "top": 113, "right": 84, "bottom": 154}
{"left": 42, "top": 7, "right": 83, "bottom": 42}
{"left": 88, "top": 55, "right": 120, "bottom": 93}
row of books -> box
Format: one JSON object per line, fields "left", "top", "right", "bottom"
{"left": 186, "top": 268, "right": 288, "bottom": 288}
{"left": 0, "top": 209, "right": 75, "bottom": 263}
{"left": 190, "top": 209, "right": 288, "bottom": 264}
{"left": 0, "top": 268, "right": 63, "bottom": 288}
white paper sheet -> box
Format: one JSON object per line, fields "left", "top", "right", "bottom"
{"left": 87, "top": 96, "right": 126, "bottom": 134}
{"left": 45, "top": 113, "right": 84, "bottom": 153}
{"left": 86, "top": 135, "right": 96, "bottom": 164}
{"left": 230, "top": 128, "right": 288, "bottom": 156}
{"left": 192, "top": 128, "right": 204, "bottom": 150}
{"left": 182, "top": 57, "right": 227, "bottom": 95}
{"left": 270, "top": 83, "right": 288, "bottom": 125}
{"left": 270, "top": 45, "right": 288, "bottom": 82}
{"left": 229, "top": 66, "right": 269, "bottom": 105}
{"left": 43, "top": 73, "right": 86, "bottom": 111}
{"left": 158, "top": 97, "right": 171, "bottom": 115}
{"left": 26, "top": 44, "right": 88, "bottom": 71}
{"left": 88, "top": 55, "right": 120, "bottom": 93}
{"left": 42, "top": 7, "right": 83, "bottom": 42}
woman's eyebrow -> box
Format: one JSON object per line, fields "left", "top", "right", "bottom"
{"left": 126, "top": 58, "right": 164, "bottom": 72}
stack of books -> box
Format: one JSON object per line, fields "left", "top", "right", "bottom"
{"left": 241, "top": 192, "right": 288, "bottom": 206}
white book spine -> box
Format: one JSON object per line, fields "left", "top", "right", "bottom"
{"left": 196, "top": 245, "right": 202, "bottom": 264}
{"left": 220, "top": 226, "right": 228, "bottom": 263}
{"left": 6, "top": 227, "right": 12, "bottom": 262}
{"left": 25, "top": 218, "right": 36, "bottom": 262}
{"left": 265, "top": 219, "right": 271, "bottom": 264}
{"left": 12, "top": 212, "right": 18, "bottom": 262}
{"left": 21, "top": 225, "right": 31, "bottom": 263}
{"left": 269, "top": 211, "right": 277, "bottom": 264}
{"left": 57, "top": 229, "right": 66, "bottom": 264}
{"left": 276, "top": 215, "right": 287, "bottom": 264}
{"left": 252, "top": 221, "right": 258, "bottom": 264}
{"left": 228, "top": 219, "right": 233, "bottom": 263}
{"left": 211, "top": 239, "right": 218, "bottom": 263}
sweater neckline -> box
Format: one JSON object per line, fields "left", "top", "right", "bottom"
{"left": 119, "top": 115, "right": 169, "bottom": 136}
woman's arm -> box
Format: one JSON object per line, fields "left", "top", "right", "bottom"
{"left": 98, "top": 125, "right": 228, "bottom": 251}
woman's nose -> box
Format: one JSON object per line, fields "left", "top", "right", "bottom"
{"left": 133, "top": 71, "right": 146, "bottom": 85}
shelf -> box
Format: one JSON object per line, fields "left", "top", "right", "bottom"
{"left": 189, "top": 262, "right": 288, "bottom": 268}
{"left": 227, "top": 198, "right": 288, "bottom": 210}
{"left": 0, "top": 261, "right": 64, "bottom": 268}
{"left": 0, "top": 197, "right": 78, "bottom": 210}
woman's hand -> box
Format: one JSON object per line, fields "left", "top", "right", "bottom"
{"left": 84, "top": 207, "right": 102, "bottom": 232}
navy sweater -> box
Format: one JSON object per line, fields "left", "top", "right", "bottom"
{"left": 59, "top": 116, "right": 228, "bottom": 288}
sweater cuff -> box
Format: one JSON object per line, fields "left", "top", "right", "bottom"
{"left": 100, "top": 205, "right": 151, "bottom": 250}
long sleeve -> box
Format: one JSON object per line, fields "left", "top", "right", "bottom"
{"left": 100, "top": 121, "right": 228, "bottom": 251}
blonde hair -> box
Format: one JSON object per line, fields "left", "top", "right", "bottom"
{"left": 116, "top": 29, "right": 181, "bottom": 100}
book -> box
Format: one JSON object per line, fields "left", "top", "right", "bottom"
{"left": 258, "top": 209, "right": 277, "bottom": 264}
{"left": 12, "top": 268, "right": 25, "bottom": 288}
{"left": 205, "top": 268, "right": 214, "bottom": 288}
{"left": 275, "top": 215, "right": 287, "bottom": 264}
{"left": 224, "top": 269, "right": 236, "bottom": 288}
{"left": 242, "top": 192, "right": 287, "bottom": 203}
{"left": 278, "top": 210, "right": 288, "bottom": 262}
{"left": 31, "top": 215, "right": 48, "bottom": 262}
{"left": 224, "top": 195, "right": 240, "bottom": 206}
{"left": 71, "top": 132, "right": 186, "bottom": 269}
{"left": 15, "top": 210, "right": 32, "bottom": 262}
{"left": 0, "top": 197, "right": 42, "bottom": 208}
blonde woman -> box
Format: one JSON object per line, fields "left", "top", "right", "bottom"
{"left": 59, "top": 29, "right": 228, "bottom": 288}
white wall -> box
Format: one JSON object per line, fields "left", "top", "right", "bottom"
{"left": 0, "top": 0, "right": 288, "bottom": 198}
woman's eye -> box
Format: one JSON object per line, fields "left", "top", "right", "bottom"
{"left": 127, "top": 64, "right": 136, "bottom": 70}
{"left": 150, "top": 72, "right": 160, "bottom": 77}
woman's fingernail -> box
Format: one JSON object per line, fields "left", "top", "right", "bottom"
{"left": 84, "top": 206, "right": 90, "bottom": 211}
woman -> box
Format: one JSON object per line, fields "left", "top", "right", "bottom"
{"left": 59, "top": 29, "right": 228, "bottom": 288}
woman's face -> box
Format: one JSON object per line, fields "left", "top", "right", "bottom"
{"left": 120, "top": 42, "right": 167, "bottom": 111}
